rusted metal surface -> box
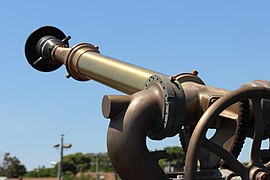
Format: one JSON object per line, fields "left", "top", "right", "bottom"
{"left": 25, "top": 26, "right": 270, "bottom": 179}
{"left": 106, "top": 82, "right": 169, "bottom": 180}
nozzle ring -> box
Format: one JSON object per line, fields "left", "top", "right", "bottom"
{"left": 25, "top": 26, "right": 69, "bottom": 72}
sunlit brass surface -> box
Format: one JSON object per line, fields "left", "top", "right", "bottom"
{"left": 52, "top": 44, "right": 164, "bottom": 94}
{"left": 78, "top": 51, "right": 164, "bottom": 94}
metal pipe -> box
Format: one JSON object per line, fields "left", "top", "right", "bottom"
{"left": 24, "top": 26, "right": 165, "bottom": 95}
{"left": 104, "top": 83, "right": 169, "bottom": 179}
{"left": 77, "top": 52, "right": 162, "bottom": 94}
{"left": 52, "top": 44, "right": 164, "bottom": 94}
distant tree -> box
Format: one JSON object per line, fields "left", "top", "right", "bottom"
{"left": 159, "top": 146, "right": 185, "bottom": 172}
{"left": 24, "top": 166, "right": 57, "bottom": 177}
{"left": 0, "top": 152, "right": 26, "bottom": 178}
{"left": 88, "top": 153, "right": 114, "bottom": 173}
{"left": 59, "top": 152, "right": 113, "bottom": 175}
{"left": 62, "top": 152, "right": 93, "bottom": 174}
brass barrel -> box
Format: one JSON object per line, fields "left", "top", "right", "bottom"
{"left": 54, "top": 43, "right": 164, "bottom": 94}
{"left": 78, "top": 53, "right": 163, "bottom": 94}
{"left": 25, "top": 26, "right": 165, "bottom": 95}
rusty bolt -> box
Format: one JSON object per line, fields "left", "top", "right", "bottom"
{"left": 256, "top": 171, "right": 270, "bottom": 180}
{"left": 209, "top": 96, "right": 220, "bottom": 107}
{"left": 66, "top": 73, "right": 71, "bottom": 79}
{"left": 191, "top": 69, "right": 198, "bottom": 76}
{"left": 95, "top": 45, "right": 100, "bottom": 50}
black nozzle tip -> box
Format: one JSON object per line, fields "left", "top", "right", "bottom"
{"left": 25, "top": 26, "right": 69, "bottom": 72}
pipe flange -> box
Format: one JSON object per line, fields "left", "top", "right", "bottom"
{"left": 145, "top": 75, "right": 186, "bottom": 140}
{"left": 66, "top": 43, "right": 100, "bottom": 81}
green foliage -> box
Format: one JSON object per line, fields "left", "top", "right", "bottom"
{"left": 61, "top": 152, "right": 113, "bottom": 175}
{"left": 0, "top": 153, "right": 26, "bottom": 178}
{"left": 64, "top": 172, "right": 95, "bottom": 180}
{"left": 24, "top": 166, "right": 57, "bottom": 177}
{"left": 62, "top": 152, "right": 93, "bottom": 174}
{"left": 94, "top": 153, "right": 114, "bottom": 172}
{"left": 23, "top": 146, "right": 184, "bottom": 178}
{"left": 63, "top": 171, "right": 74, "bottom": 180}
{"left": 158, "top": 146, "right": 185, "bottom": 172}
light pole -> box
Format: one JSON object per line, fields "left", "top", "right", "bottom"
{"left": 53, "top": 134, "right": 72, "bottom": 180}
{"left": 96, "top": 154, "right": 100, "bottom": 180}
{"left": 89, "top": 153, "right": 101, "bottom": 180}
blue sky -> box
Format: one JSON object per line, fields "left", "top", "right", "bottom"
{"left": 0, "top": 1, "right": 269, "bottom": 171}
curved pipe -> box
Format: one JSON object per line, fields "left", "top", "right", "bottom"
{"left": 103, "top": 83, "right": 169, "bottom": 180}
